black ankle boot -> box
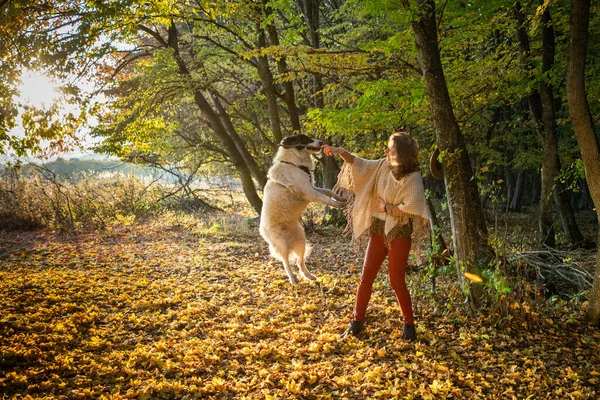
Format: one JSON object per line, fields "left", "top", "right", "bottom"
{"left": 401, "top": 324, "right": 417, "bottom": 342}
{"left": 341, "top": 320, "right": 364, "bottom": 338}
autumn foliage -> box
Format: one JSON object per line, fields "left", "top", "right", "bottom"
{"left": 1, "top": 208, "right": 599, "bottom": 398}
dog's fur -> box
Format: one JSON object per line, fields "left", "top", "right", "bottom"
{"left": 260, "top": 134, "right": 346, "bottom": 284}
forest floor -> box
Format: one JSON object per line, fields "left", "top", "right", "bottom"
{"left": 1, "top": 209, "right": 599, "bottom": 399}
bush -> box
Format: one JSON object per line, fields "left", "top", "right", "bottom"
{"left": 0, "top": 166, "right": 215, "bottom": 233}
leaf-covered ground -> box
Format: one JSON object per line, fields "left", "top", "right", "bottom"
{"left": 1, "top": 216, "right": 599, "bottom": 399}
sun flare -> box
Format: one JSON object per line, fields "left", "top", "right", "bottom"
{"left": 19, "top": 70, "right": 59, "bottom": 108}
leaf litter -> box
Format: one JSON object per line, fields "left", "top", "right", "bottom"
{"left": 1, "top": 219, "right": 599, "bottom": 399}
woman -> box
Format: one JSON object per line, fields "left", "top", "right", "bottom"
{"left": 323, "top": 132, "right": 430, "bottom": 341}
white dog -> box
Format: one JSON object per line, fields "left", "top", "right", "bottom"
{"left": 260, "top": 134, "right": 346, "bottom": 284}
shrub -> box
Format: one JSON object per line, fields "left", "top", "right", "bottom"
{"left": 0, "top": 166, "right": 215, "bottom": 233}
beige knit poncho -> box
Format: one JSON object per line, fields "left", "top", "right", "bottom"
{"left": 335, "top": 156, "right": 431, "bottom": 246}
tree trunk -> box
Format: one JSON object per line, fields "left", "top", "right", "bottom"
{"left": 256, "top": 23, "right": 284, "bottom": 144}
{"left": 191, "top": 91, "right": 263, "bottom": 213}
{"left": 299, "top": 0, "right": 325, "bottom": 109}
{"left": 403, "top": 0, "right": 493, "bottom": 308}
{"left": 541, "top": 4, "right": 583, "bottom": 246}
{"left": 510, "top": 169, "right": 524, "bottom": 212}
{"left": 299, "top": 0, "right": 340, "bottom": 225}
{"left": 553, "top": 185, "right": 584, "bottom": 244}
{"left": 566, "top": 0, "right": 600, "bottom": 326}
{"left": 165, "top": 23, "right": 263, "bottom": 213}
{"left": 427, "top": 197, "right": 448, "bottom": 253}
{"left": 265, "top": 15, "right": 302, "bottom": 133}
{"left": 209, "top": 91, "right": 268, "bottom": 189}
{"left": 538, "top": 5, "right": 559, "bottom": 247}
{"left": 514, "top": 1, "right": 555, "bottom": 246}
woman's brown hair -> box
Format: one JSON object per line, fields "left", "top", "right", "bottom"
{"left": 390, "top": 132, "right": 420, "bottom": 179}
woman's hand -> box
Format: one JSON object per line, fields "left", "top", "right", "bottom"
{"left": 323, "top": 145, "right": 345, "bottom": 157}
{"left": 323, "top": 145, "right": 354, "bottom": 164}
{"left": 376, "top": 198, "right": 386, "bottom": 213}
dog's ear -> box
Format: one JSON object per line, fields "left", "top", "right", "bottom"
{"left": 280, "top": 134, "right": 314, "bottom": 148}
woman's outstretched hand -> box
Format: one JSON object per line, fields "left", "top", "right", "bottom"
{"left": 323, "top": 145, "right": 355, "bottom": 164}
{"left": 323, "top": 145, "right": 345, "bottom": 157}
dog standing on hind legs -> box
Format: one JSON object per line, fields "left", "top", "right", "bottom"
{"left": 259, "top": 134, "right": 346, "bottom": 284}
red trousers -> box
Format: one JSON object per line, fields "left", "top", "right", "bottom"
{"left": 353, "top": 234, "right": 414, "bottom": 325}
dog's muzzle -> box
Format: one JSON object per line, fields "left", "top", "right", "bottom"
{"left": 306, "top": 140, "right": 323, "bottom": 151}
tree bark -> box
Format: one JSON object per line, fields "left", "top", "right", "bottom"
{"left": 538, "top": 5, "right": 559, "bottom": 247}
{"left": 256, "top": 23, "right": 284, "bottom": 144}
{"left": 514, "top": 2, "right": 582, "bottom": 247}
{"left": 299, "top": 0, "right": 325, "bottom": 109}
{"left": 540, "top": 5, "right": 582, "bottom": 246}
{"left": 553, "top": 185, "right": 584, "bottom": 244}
{"left": 163, "top": 23, "right": 263, "bottom": 213}
{"left": 566, "top": 0, "right": 600, "bottom": 326}
{"left": 514, "top": 2, "right": 554, "bottom": 246}
{"left": 403, "top": 0, "right": 493, "bottom": 308}
{"left": 209, "top": 91, "right": 268, "bottom": 189}
{"left": 510, "top": 169, "right": 525, "bottom": 212}
{"left": 264, "top": 8, "right": 302, "bottom": 133}
{"left": 300, "top": 0, "right": 336, "bottom": 190}
{"left": 192, "top": 91, "right": 263, "bottom": 214}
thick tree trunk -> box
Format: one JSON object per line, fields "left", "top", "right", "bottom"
{"left": 538, "top": 6, "right": 559, "bottom": 247}
{"left": 192, "top": 92, "right": 263, "bottom": 213}
{"left": 566, "top": 0, "right": 600, "bottom": 326}
{"left": 514, "top": 2, "right": 554, "bottom": 246}
{"left": 265, "top": 18, "right": 302, "bottom": 133}
{"left": 540, "top": 5, "right": 583, "bottom": 246}
{"left": 553, "top": 185, "right": 584, "bottom": 244}
{"left": 209, "top": 91, "right": 267, "bottom": 189}
{"left": 404, "top": 0, "right": 493, "bottom": 308}
{"left": 300, "top": 0, "right": 336, "bottom": 191}
{"left": 256, "top": 24, "right": 284, "bottom": 144}
{"left": 299, "top": 0, "right": 325, "bottom": 109}
{"left": 165, "top": 23, "right": 263, "bottom": 214}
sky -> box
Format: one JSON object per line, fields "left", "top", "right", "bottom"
{"left": 19, "top": 70, "right": 59, "bottom": 108}
{"left": 2, "top": 70, "right": 106, "bottom": 163}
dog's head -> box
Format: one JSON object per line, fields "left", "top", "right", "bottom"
{"left": 279, "top": 134, "right": 323, "bottom": 154}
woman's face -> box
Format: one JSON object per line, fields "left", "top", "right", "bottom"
{"left": 385, "top": 138, "right": 398, "bottom": 165}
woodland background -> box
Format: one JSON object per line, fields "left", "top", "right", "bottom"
{"left": 1, "top": 0, "right": 600, "bottom": 398}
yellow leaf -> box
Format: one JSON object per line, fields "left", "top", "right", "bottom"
{"left": 377, "top": 347, "right": 386, "bottom": 358}
{"left": 464, "top": 272, "right": 483, "bottom": 283}
{"left": 308, "top": 342, "right": 320, "bottom": 353}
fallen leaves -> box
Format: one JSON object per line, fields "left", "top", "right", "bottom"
{"left": 0, "top": 220, "right": 599, "bottom": 399}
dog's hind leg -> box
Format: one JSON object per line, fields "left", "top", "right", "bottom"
{"left": 293, "top": 241, "right": 316, "bottom": 281}
{"left": 298, "top": 257, "right": 316, "bottom": 281}
{"left": 282, "top": 256, "right": 299, "bottom": 284}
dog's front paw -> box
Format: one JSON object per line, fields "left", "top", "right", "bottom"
{"left": 332, "top": 199, "right": 347, "bottom": 208}
{"left": 288, "top": 274, "right": 299, "bottom": 284}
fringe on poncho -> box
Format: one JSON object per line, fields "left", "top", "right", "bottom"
{"left": 333, "top": 156, "right": 431, "bottom": 250}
